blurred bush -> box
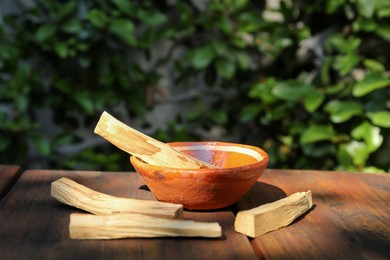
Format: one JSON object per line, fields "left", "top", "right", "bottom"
{"left": 0, "top": 0, "right": 389, "bottom": 172}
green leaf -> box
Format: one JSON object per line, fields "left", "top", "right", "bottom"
{"left": 138, "top": 10, "right": 167, "bottom": 25}
{"left": 278, "top": 135, "right": 293, "bottom": 147}
{"left": 35, "top": 24, "right": 56, "bottom": 42}
{"left": 86, "top": 9, "right": 108, "bottom": 28}
{"left": 326, "top": 0, "right": 346, "bottom": 14}
{"left": 328, "top": 34, "right": 361, "bottom": 54}
{"left": 62, "top": 19, "right": 82, "bottom": 34}
{"left": 296, "top": 25, "right": 311, "bottom": 41}
{"left": 240, "top": 104, "right": 262, "bottom": 123}
{"left": 217, "top": 16, "right": 233, "bottom": 34}
{"left": 324, "top": 100, "right": 363, "bottom": 123}
{"left": 75, "top": 92, "right": 94, "bottom": 114}
{"left": 272, "top": 80, "right": 314, "bottom": 102}
{"left": 367, "top": 111, "right": 390, "bottom": 127}
{"left": 209, "top": 110, "right": 228, "bottom": 125}
{"left": 362, "top": 166, "right": 387, "bottom": 174}
{"left": 210, "top": 41, "right": 227, "bottom": 56}
{"left": 234, "top": 0, "right": 249, "bottom": 9}
{"left": 31, "top": 134, "right": 51, "bottom": 156}
{"left": 0, "top": 135, "right": 11, "bottom": 151}
{"left": 320, "top": 57, "right": 332, "bottom": 85}
{"left": 234, "top": 51, "right": 250, "bottom": 70}
{"left": 54, "top": 42, "right": 69, "bottom": 59}
{"left": 300, "top": 125, "right": 335, "bottom": 144}
{"left": 363, "top": 59, "right": 385, "bottom": 72}
{"left": 266, "top": 37, "right": 293, "bottom": 58}
{"left": 190, "top": 45, "right": 215, "bottom": 69}
{"left": 376, "top": 1, "right": 390, "bottom": 18}
{"left": 324, "top": 83, "right": 344, "bottom": 95}
{"left": 157, "top": 28, "right": 176, "bottom": 40}
{"left": 344, "top": 7, "right": 360, "bottom": 21}
{"left": 352, "top": 121, "right": 383, "bottom": 151}
{"left": 111, "top": 0, "right": 134, "bottom": 16}
{"left": 249, "top": 78, "right": 278, "bottom": 104}
{"left": 352, "top": 19, "right": 378, "bottom": 32}
{"left": 53, "top": 133, "right": 74, "bottom": 146}
{"left": 333, "top": 54, "right": 361, "bottom": 76}
{"left": 57, "top": 1, "right": 77, "bottom": 20}
{"left": 304, "top": 89, "right": 325, "bottom": 112}
{"left": 353, "top": 72, "right": 390, "bottom": 97}
{"left": 15, "top": 96, "right": 28, "bottom": 111}
{"left": 264, "top": 104, "right": 289, "bottom": 121}
{"left": 109, "top": 19, "right": 136, "bottom": 45}
{"left": 337, "top": 144, "right": 354, "bottom": 167}
{"left": 216, "top": 57, "right": 236, "bottom": 79}
{"left": 356, "top": 0, "right": 375, "bottom": 18}
{"left": 231, "top": 34, "right": 248, "bottom": 48}
{"left": 238, "top": 12, "right": 266, "bottom": 32}
{"left": 376, "top": 25, "right": 390, "bottom": 41}
{"left": 343, "top": 141, "right": 371, "bottom": 166}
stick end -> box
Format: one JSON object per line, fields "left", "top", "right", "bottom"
{"left": 94, "top": 111, "right": 110, "bottom": 135}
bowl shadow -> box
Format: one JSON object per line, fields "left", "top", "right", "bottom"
{"left": 233, "top": 181, "right": 287, "bottom": 212}
{"left": 139, "top": 182, "right": 287, "bottom": 213}
{"left": 139, "top": 185, "right": 151, "bottom": 192}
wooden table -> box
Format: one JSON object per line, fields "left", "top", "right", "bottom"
{"left": 0, "top": 166, "right": 389, "bottom": 259}
{"left": 0, "top": 165, "right": 21, "bottom": 199}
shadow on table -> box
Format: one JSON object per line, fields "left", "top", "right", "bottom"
{"left": 234, "top": 181, "right": 287, "bottom": 211}
{"left": 138, "top": 185, "right": 151, "bottom": 192}
{"left": 140, "top": 182, "right": 287, "bottom": 213}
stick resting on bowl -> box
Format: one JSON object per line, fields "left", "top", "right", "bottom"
{"left": 94, "top": 111, "right": 217, "bottom": 169}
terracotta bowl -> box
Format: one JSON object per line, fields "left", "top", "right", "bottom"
{"left": 130, "top": 141, "right": 269, "bottom": 210}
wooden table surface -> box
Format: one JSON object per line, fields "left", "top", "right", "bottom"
{"left": 238, "top": 170, "right": 390, "bottom": 259}
{"left": 0, "top": 165, "right": 21, "bottom": 200}
{"left": 0, "top": 166, "right": 389, "bottom": 259}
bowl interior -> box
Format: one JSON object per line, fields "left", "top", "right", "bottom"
{"left": 170, "top": 142, "right": 265, "bottom": 168}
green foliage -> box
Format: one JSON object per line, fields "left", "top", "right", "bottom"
{"left": 0, "top": 0, "right": 389, "bottom": 173}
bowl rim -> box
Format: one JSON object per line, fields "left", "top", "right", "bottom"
{"left": 130, "top": 141, "right": 269, "bottom": 173}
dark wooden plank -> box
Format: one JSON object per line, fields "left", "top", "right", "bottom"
{"left": 0, "top": 165, "right": 21, "bottom": 199}
{"left": 238, "top": 169, "right": 390, "bottom": 260}
{"left": 0, "top": 170, "right": 257, "bottom": 259}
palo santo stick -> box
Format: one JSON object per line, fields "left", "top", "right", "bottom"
{"left": 51, "top": 177, "right": 183, "bottom": 218}
{"left": 234, "top": 190, "right": 313, "bottom": 238}
{"left": 70, "top": 213, "right": 222, "bottom": 239}
{"left": 94, "top": 111, "right": 217, "bottom": 169}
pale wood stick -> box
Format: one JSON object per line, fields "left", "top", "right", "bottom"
{"left": 70, "top": 213, "right": 222, "bottom": 239}
{"left": 94, "top": 111, "right": 217, "bottom": 169}
{"left": 234, "top": 190, "right": 313, "bottom": 238}
{"left": 51, "top": 177, "right": 183, "bottom": 218}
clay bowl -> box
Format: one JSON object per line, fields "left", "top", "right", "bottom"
{"left": 130, "top": 141, "right": 269, "bottom": 210}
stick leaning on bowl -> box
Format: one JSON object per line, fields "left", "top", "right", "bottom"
{"left": 94, "top": 111, "right": 217, "bottom": 169}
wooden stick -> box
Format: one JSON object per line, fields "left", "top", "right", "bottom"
{"left": 234, "top": 191, "right": 313, "bottom": 238}
{"left": 94, "top": 111, "right": 217, "bottom": 169}
{"left": 70, "top": 213, "right": 222, "bottom": 239}
{"left": 51, "top": 177, "right": 183, "bottom": 218}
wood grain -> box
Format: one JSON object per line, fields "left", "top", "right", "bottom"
{"left": 238, "top": 169, "right": 390, "bottom": 260}
{"left": 69, "top": 213, "right": 222, "bottom": 239}
{"left": 0, "top": 170, "right": 257, "bottom": 259}
{"left": 94, "top": 111, "right": 216, "bottom": 169}
{"left": 1, "top": 168, "right": 388, "bottom": 259}
{"left": 0, "top": 165, "right": 21, "bottom": 200}
{"left": 235, "top": 191, "right": 312, "bottom": 238}
{"left": 51, "top": 177, "right": 183, "bottom": 218}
